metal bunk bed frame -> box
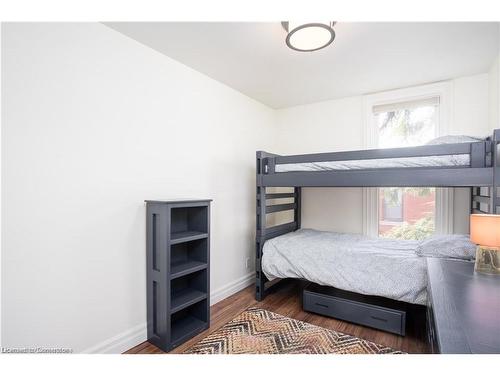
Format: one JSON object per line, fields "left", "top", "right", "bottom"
{"left": 255, "top": 129, "right": 500, "bottom": 301}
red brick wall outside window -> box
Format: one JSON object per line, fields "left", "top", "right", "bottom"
{"left": 379, "top": 190, "right": 435, "bottom": 236}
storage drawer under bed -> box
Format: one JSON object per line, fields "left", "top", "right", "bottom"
{"left": 303, "top": 284, "right": 406, "bottom": 336}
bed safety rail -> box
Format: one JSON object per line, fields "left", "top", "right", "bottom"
{"left": 258, "top": 137, "right": 496, "bottom": 188}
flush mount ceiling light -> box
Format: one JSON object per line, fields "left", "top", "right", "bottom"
{"left": 282, "top": 22, "right": 336, "bottom": 52}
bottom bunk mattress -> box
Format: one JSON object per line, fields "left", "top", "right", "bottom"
{"left": 262, "top": 228, "right": 427, "bottom": 305}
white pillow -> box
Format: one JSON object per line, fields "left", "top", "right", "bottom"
{"left": 426, "top": 135, "right": 484, "bottom": 145}
{"left": 416, "top": 234, "right": 477, "bottom": 260}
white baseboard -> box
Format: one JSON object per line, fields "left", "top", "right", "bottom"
{"left": 82, "top": 272, "right": 255, "bottom": 354}
{"left": 210, "top": 272, "right": 254, "bottom": 305}
{"left": 81, "top": 322, "right": 147, "bottom": 354}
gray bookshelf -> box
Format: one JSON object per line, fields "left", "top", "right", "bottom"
{"left": 145, "top": 199, "right": 211, "bottom": 352}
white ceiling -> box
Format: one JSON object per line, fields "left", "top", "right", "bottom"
{"left": 105, "top": 22, "right": 499, "bottom": 109}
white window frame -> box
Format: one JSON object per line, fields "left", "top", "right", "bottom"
{"left": 362, "top": 81, "right": 454, "bottom": 237}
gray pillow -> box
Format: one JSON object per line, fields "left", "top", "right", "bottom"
{"left": 426, "top": 135, "right": 484, "bottom": 145}
{"left": 416, "top": 234, "right": 477, "bottom": 260}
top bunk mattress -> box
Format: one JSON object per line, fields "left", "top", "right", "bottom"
{"left": 275, "top": 154, "right": 470, "bottom": 173}
{"left": 262, "top": 228, "right": 428, "bottom": 305}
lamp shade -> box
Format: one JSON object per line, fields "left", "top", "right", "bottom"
{"left": 470, "top": 214, "right": 500, "bottom": 247}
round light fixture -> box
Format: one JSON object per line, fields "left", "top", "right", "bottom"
{"left": 282, "top": 22, "right": 336, "bottom": 52}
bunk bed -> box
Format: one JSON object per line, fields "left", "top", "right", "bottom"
{"left": 255, "top": 129, "right": 500, "bottom": 302}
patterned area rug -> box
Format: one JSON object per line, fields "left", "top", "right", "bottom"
{"left": 184, "top": 307, "right": 404, "bottom": 354}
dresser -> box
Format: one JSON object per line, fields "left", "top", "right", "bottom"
{"left": 426, "top": 257, "right": 500, "bottom": 354}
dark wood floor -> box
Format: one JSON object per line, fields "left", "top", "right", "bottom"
{"left": 125, "top": 280, "right": 430, "bottom": 354}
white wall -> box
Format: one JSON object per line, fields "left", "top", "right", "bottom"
{"left": 2, "top": 22, "right": 498, "bottom": 355}
{"left": 1, "top": 23, "right": 276, "bottom": 353}
{"left": 489, "top": 23, "right": 500, "bottom": 130}
{"left": 275, "top": 74, "right": 492, "bottom": 235}
{"left": 489, "top": 57, "right": 499, "bottom": 129}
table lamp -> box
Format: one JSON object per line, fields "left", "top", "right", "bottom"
{"left": 470, "top": 214, "right": 500, "bottom": 276}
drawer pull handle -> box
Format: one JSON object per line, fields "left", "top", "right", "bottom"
{"left": 315, "top": 303, "right": 329, "bottom": 308}
{"left": 370, "top": 315, "right": 388, "bottom": 323}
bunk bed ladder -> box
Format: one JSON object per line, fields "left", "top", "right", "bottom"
{"left": 255, "top": 152, "right": 268, "bottom": 301}
{"left": 255, "top": 184, "right": 267, "bottom": 301}
{"left": 471, "top": 129, "right": 500, "bottom": 215}
{"left": 256, "top": 151, "right": 301, "bottom": 301}
{"left": 492, "top": 129, "right": 500, "bottom": 214}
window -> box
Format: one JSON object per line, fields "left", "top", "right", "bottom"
{"left": 363, "top": 83, "right": 453, "bottom": 239}
{"left": 381, "top": 188, "right": 403, "bottom": 222}
{"left": 374, "top": 97, "right": 439, "bottom": 148}
{"left": 376, "top": 98, "right": 438, "bottom": 240}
